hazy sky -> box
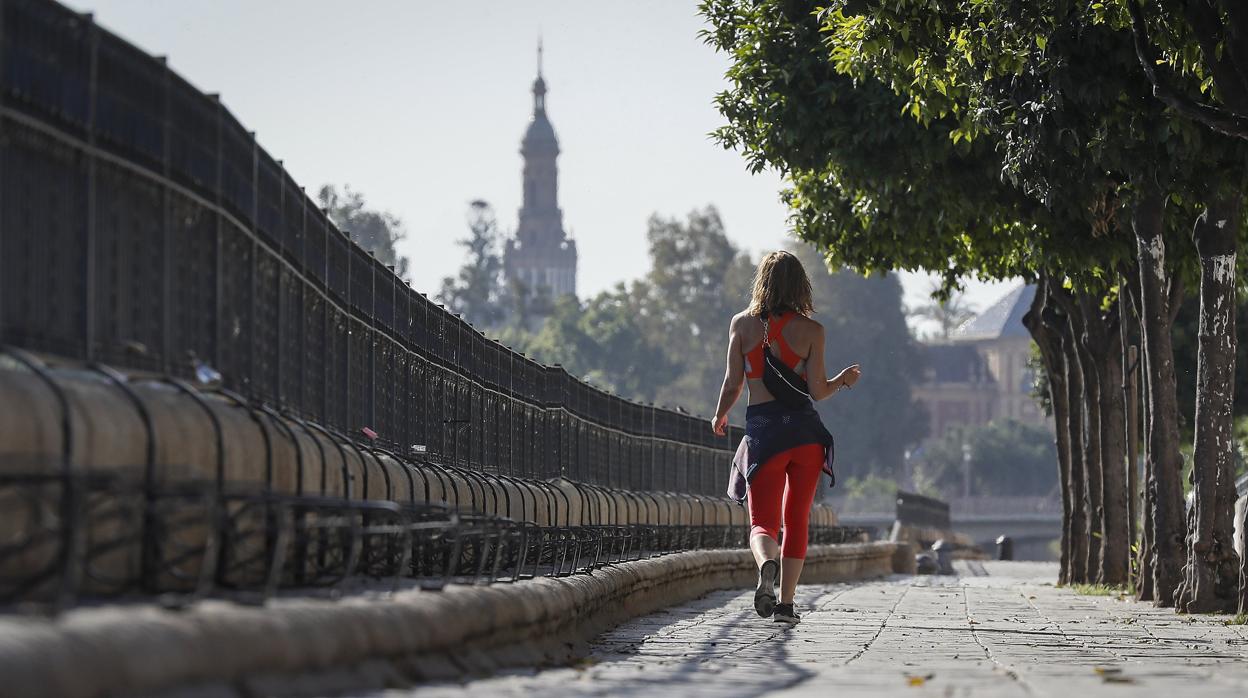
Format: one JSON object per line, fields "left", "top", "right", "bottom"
{"left": 66, "top": 0, "right": 1017, "bottom": 328}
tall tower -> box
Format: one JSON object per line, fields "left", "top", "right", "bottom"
{"left": 504, "top": 41, "right": 577, "bottom": 305}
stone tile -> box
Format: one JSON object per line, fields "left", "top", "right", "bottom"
{"left": 370, "top": 561, "right": 1248, "bottom": 697}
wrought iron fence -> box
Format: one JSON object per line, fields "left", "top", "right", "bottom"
{"left": 0, "top": 348, "right": 863, "bottom": 609}
{"left": 0, "top": 1, "right": 887, "bottom": 612}
{"left": 0, "top": 0, "right": 745, "bottom": 495}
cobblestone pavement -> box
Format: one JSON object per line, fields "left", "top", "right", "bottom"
{"left": 377, "top": 561, "right": 1248, "bottom": 697}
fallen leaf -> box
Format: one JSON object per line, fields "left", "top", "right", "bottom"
{"left": 906, "top": 674, "right": 934, "bottom": 686}
{"left": 1093, "top": 667, "right": 1122, "bottom": 676}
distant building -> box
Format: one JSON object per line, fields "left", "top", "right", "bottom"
{"left": 912, "top": 284, "right": 1048, "bottom": 442}
{"left": 503, "top": 42, "right": 577, "bottom": 307}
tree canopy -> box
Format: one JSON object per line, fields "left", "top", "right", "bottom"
{"left": 1127, "top": 0, "right": 1248, "bottom": 141}
{"left": 483, "top": 207, "right": 928, "bottom": 474}
{"left": 915, "top": 419, "right": 1060, "bottom": 499}
{"left": 318, "top": 184, "right": 411, "bottom": 279}
{"left": 791, "top": 243, "right": 928, "bottom": 481}
{"left": 701, "top": 0, "right": 1248, "bottom": 611}
{"left": 438, "top": 200, "right": 510, "bottom": 329}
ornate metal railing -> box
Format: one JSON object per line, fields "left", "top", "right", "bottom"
{"left": 0, "top": 1, "right": 866, "bottom": 611}
{"left": 0, "top": 349, "right": 862, "bottom": 610}
{"left": 0, "top": 0, "right": 742, "bottom": 495}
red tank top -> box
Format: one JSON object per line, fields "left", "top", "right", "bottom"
{"left": 744, "top": 312, "right": 804, "bottom": 380}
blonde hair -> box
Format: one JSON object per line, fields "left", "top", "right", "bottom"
{"left": 747, "top": 251, "right": 814, "bottom": 317}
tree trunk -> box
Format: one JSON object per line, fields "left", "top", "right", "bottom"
{"left": 1099, "top": 336, "right": 1130, "bottom": 586}
{"left": 1051, "top": 364, "right": 1074, "bottom": 585}
{"left": 1241, "top": 500, "right": 1248, "bottom": 615}
{"left": 1120, "top": 289, "right": 1142, "bottom": 592}
{"left": 1133, "top": 190, "right": 1187, "bottom": 607}
{"left": 1062, "top": 326, "right": 1090, "bottom": 585}
{"left": 1129, "top": 271, "right": 1156, "bottom": 601}
{"left": 1070, "top": 300, "right": 1105, "bottom": 583}
{"left": 1079, "top": 290, "right": 1129, "bottom": 587}
{"left": 1024, "top": 277, "right": 1074, "bottom": 584}
{"left": 1137, "top": 376, "right": 1157, "bottom": 599}
{"left": 1176, "top": 196, "right": 1242, "bottom": 614}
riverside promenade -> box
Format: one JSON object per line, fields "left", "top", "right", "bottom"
{"left": 388, "top": 562, "right": 1248, "bottom": 697}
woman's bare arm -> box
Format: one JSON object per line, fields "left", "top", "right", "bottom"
{"left": 804, "top": 322, "right": 862, "bottom": 401}
{"left": 711, "top": 318, "right": 746, "bottom": 435}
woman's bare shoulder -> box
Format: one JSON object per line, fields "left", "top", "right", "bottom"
{"left": 793, "top": 314, "right": 825, "bottom": 334}
{"left": 729, "top": 310, "right": 756, "bottom": 330}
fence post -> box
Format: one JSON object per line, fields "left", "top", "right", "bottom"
{"left": 247, "top": 130, "right": 258, "bottom": 392}
{"left": 297, "top": 186, "right": 308, "bottom": 415}
{"left": 342, "top": 242, "right": 351, "bottom": 433}
{"left": 83, "top": 13, "right": 99, "bottom": 361}
{"left": 159, "top": 55, "right": 173, "bottom": 375}
{"left": 321, "top": 241, "right": 329, "bottom": 427}
{"left": 211, "top": 95, "right": 224, "bottom": 379}
{"left": 649, "top": 404, "right": 656, "bottom": 491}
{"left": 368, "top": 252, "right": 376, "bottom": 433}
{"left": 274, "top": 162, "right": 285, "bottom": 407}
{"left": 416, "top": 294, "right": 427, "bottom": 453}
{"left": 996, "top": 535, "right": 1014, "bottom": 561}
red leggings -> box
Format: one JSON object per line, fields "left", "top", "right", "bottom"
{"left": 746, "top": 444, "right": 824, "bottom": 560}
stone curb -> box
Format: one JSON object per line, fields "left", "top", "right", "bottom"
{"left": 0, "top": 542, "right": 897, "bottom": 698}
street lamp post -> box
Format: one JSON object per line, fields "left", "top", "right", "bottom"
{"left": 903, "top": 448, "right": 912, "bottom": 491}
{"left": 961, "top": 441, "right": 972, "bottom": 500}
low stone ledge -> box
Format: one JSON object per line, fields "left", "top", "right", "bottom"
{"left": 890, "top": 541, "right": 918, "bottom": 575}
{"left": 889, "top": 522, "right": 988, "bottom": 559}
{"left": 0, "top": 542, "right": 898, "bottom": 698}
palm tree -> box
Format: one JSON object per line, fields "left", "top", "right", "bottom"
{"left": 909, "top": 282, "right": 976, "bottom": 341}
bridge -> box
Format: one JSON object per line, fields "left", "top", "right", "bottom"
{"left": 833, "top": 495, "right": 1063, "bottom": 561}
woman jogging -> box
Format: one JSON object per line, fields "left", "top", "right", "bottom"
{"left": 711, "top": 251, "right": 861, "bottom": 625}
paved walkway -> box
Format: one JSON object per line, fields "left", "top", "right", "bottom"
{"left": 376, "top": 561, "right": 1248, "bottom": 697}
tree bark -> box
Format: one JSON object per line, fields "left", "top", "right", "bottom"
{"left": 1137, "top": 364, "right": 1157, "bottom": 601}
{"left": 1133, "top": 190, "right": 1187, "bottom": 607}
{"left": 1099, "top": 332, "right": 1130, "bottom": 586}
{"left": 1051, "top": 358, "right": 1074, "bottom": 585}
{"left": 1176, "top": 196, "right": 1242, "bottom": 614}
{"left": 1079, "top": 291, "right": 1130, "bottom": 587}
{"left": 1241, "top": 498, "right": 1248, "bottom": 615}
{"left": 1120, "top": 291, "right": 1141, "bottom": 588}
{"left": 1024, "top": 276, "right": 1074, "bottom": 584}
{"left": 1061, "top": 321, "right": 1090, "bottom": 585}
{"left": 1068, "top": 297, "right": 1105, "bottom": 582}
{"left": 1127, "top": 271, "right": 1157, "bottom": 602}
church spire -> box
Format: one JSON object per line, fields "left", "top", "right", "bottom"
{"left": 507, "top": 38, "right": 576, "bottom": 306}
{"left": 532, "top": 38, "right": 547, "bottom": 115}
